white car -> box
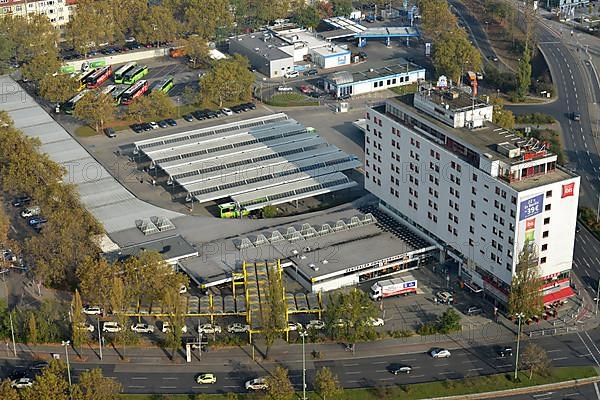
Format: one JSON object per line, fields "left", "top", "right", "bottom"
{"left": 287, "top": 322, "right": 303, "bottom": 331}
{"left": 430, "top": 348, "right": 451, "bottom": 358}
{"left": 131, "top": 323, "right": 155, "bottom": 334}
{"left": 227, "top": 323, "right": 250, "bottom": 333}
{"left": 75, "top": 322, "right": 95, "bottom": 332}
{"left": 277, "top": 86, "right": 293, "bottom": 92}
{"left": 370, "top": 317, "right": 385, "bottom": 327}
{"left": 198, "top": 323, "right": 222, "bottom": 334}
{"left": 306, "top": 320, "right": 325, "bottom": 330}
{"left": 245, "top": 377, "right": 268, "bottom": 390}
{"left": 221, "top": 108, "right": 233, "bottom": 116}
{"left": 102, "top": 322, "right": 122, "bottom": 333}
{"left": 82, "top": 306, "right": 102, "bottom": 315}
{"left": 149, "top": 121, "right": 159, "bottom": 129}
{"left": 160, "top": 322, "right": 188, "bottom": 333}
{"left": 20, "top": 206, "right": 40, "bottom": 218}
{"left": 179, "top": 285, "right": 187, "bottom": 294}
{"left": 11, "top": 377, "right": 34, "bottom": 389}
{"left": 284, "top": 70, "right": 299, "bottom": 78}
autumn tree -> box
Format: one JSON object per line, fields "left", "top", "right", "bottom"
{"left": 21, "top": 360, "right": 70, "bottom": 400}
{"left": 292, "top": 5, "right": 321, "bottom": 29}
{"left": 183, "top": 0, "right": 233, "bottom": 39}
{"left": 162, "top": 287, "right": 186, "bottom": 359}
{"left": 74, "top": 93, "right": 116, "bottom": 132}
{"left": 432, "top": 30, "right": 482, "bottom": 83}
{"left": 77, "top": 257, "right": 114, "bottom": 312}
{"left": 491, "top": 97, "right": 515, "bottom": 129}
{"left": 136, "top": 5, "right": 181, "bottom": 45}
{"left": 26, "top": 312, "right": 38, "bottom": 344}
{"left": 262, "top": 264, "right": 286, "bottom": 360}
{"left": 71, "top": 289, "right": 86, "bottom": 349}
{"left": 66, "top": 0, "right": 119, "bottom": 53}
{"left": 330, "top": 0, "right": 353, "bottom": 17}
{"left": 21, "top": 54, "right": 62, "bottom": 85}
{"left": 111, "top": 0, "right": 149, "bottom": 40}
{"left": 3, "top": 15, "right": 58, "bottom": 64}
{"left": 73, "top": 368, "right": 122, "bottom": 400}
{"left": 520, "top": 343, "right": 550, "bottom": 379}
{"left": 265, "top": 366, "right": 294, "bottom": 400}
{"left": 314, "top": 367, "right": 343, "bottom": 400}
{"left": 109, "top": 275, "right": 134, "bottom": 358}
{"left": 200, "top": 54, "right": 254, "bottom": 107}
{"left": 185, "top": 36, "right": 210, "bottom": 69}
{"left": 323, "top": 288, "right": 378, "bottom": 342}
{"left": 147, "top": 91, "right": 176, "bottom": 120}
{"left": 508, "top": 244, "right": 543, "bottom": 319}
{"left": 39, "top": 75, "right": 79, "bottom": 104}
{"left": 0, "top": 379, "right": 19, "bottom": 400}
{"left": 418, "top": 0, "right": 458, "bottom": 41}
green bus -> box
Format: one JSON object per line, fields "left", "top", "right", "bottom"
{"left": 63, "top": 90, "right": 89, "bottom": 114}
{"left": 149, "top": 76, "right": 174, "bottom": 94}
{"left": 218, "top": 202, "right": 249, "bottom": 218}
{"left": 113, "top": 62, "right": 137, "bottom": 84}
{"left": 111, "top": 84, "right": 130, "bottom": 105}
{"left": 122, "top": 65, "right": 149, "bottom": 85}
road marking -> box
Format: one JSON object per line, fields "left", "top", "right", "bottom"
{"left": 547, "top": 349, "right": 562, "bottom": 353}
{"left": 533, "top": 393, "right": 554, "bottom": 398}
{"left": 594, "top": 382, "right": 600, "bottom": 399}
{"left": 437, "top": 363, "right": 449, "bottom": 367}
{"left": 461, "top": 360, "right": 475, "bottom": 364}
{"left": 345, "top": 371, "right": 361, "bottom": 375}
{"left": 497, "top": 364, "right": 512, "bottom": 368}
{"left": 412, "top": 374, "right": 425, "bottom": 378}
{"left": 223, "top": 385, "right": 238, "bottom": 389}
{"left": 468, "top": 368, "right": 484, "bottom": 372}
{"left": 379, "top": 378, "right": 395, "bottom": 381}
{"left": 131, "top": 377, "right": 148, "bottom": 380}
{"left": 347, "top": 380, "right": 360, "bottom": 383}
{"left": 401, "top": 358, "right": 416, "bottom": 362}
{"left": 371, "top": 361, "right": 387, "bottom": 364}
{"left": 551, "top": 357, "right": 568, "bottom": 361}
{"left": 162, "top": 377, "right": 178, "bottom": 380}
{"left": 159, "top": 386, "right": 177, "bottom": 389}
{"left": 375, "top": 369, "right": 388, "bottom": 373}
{"left": 128, "top": 386, "right": 145, "bottom": 389}
{"left": 343, "top": 363, "right": 359, "bottom": 367}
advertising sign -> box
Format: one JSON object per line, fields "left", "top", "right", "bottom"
{"left": 403, "top": 281, "right": 417, "bottom": 289}
{"left": 562, "top": 182, "right": 575, "bottom": 198}
{"left": 519, "top": 193, "right": 544, "bottom": 221}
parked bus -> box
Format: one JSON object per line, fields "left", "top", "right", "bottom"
{"left": 87, "top": 65, "right": 113, "bottom": 89}
{"left": 77, "top": 69, "right": 97, "bottom": 91}
{"left": 99, "top": 84, "right": 116, "bottom": 96}
{"left": 113, "top": 62, "right": 137, "bottom": 84}
{"left": 111, "top": 84, "right": 130, "bottom": 105}
{"left": 121, "top": 80, "right": 148, "bottom": 105}
{"left": 63, "top": 90, "right": 89, "bottom": 114}
{"left": 122, "top": 65, "right": 148, "bottom": 85}
{"left": 149, "top": 76, "right": 174, "bottom": 94}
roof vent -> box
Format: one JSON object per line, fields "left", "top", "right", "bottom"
{"left": 291, "top": 249, "right": 299, "bottom": 255}
{"left": 304, "top": 247, "right": 311, "bottom": 252}
{"left": 322, "top": 260, "right": 329, "bottom": 264}
{"left": 254, "top": 48, "right": 260, "bottom": 52}
{"left": 309, "top": 263, "right": 315, "bottom": 268}
{"left": 369, "top": 68, "right": 374, "bottom": 72}
{"left": 300, "top": 255, "right": 307, "bottom": 260}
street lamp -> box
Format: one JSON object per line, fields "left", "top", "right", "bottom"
{"left": 62, "top": 340, "right": 72, "bottom": 398}
{"left": 299, "top": 330, "right": 308, "bottom": 400}
{"left": 513, "top": 313, "right": 525, "bottom": 380}
{"left": 97, "top": 317, "right": 103, "bottom": 360}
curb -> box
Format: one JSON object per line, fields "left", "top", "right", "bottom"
{"left": 428, "top": 375, "right": 600, "bottom": 399}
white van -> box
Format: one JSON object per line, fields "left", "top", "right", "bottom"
{"left": 20, "top": 206, "right": 40, "bottom": 218}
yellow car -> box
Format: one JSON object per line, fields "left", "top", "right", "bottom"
{"left": 196, "top": 373, "right": 216, "bottom": 384}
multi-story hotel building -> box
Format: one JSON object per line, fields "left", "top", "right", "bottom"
{"left": 364, "top": 84, "right": 580, "bottom": 307}
{"left": 1, "top": 0, "right": 75, "bottom": 30}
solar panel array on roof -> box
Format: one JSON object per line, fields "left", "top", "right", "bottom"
{"left": 133, "top": 114, "right": 359, "bottom": 210}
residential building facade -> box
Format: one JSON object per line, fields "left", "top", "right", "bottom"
{"left": 0, "top": 0, "right": 75, "bottom": 29}
{"left": 364, "top": 86, "right": 580, "bottom": 307}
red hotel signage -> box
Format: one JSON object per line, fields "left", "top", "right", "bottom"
{"left": 562, "top": 182, "right": 575, "bottom": 198}
{"left": 525, "top": 219, "right": 535, "bottom": 230}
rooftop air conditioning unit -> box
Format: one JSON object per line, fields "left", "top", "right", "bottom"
{"left": 291, "top": 249, "right": 299, "bottom": 255}
{"left": 322, "top": 260, "right": 329, "bottom": 264}
{"left": 300, "top": 255, "right": 307, "bottom": 260}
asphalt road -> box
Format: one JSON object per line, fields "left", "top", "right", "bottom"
{"left": 573, "top": 225, "right": 600, "bottom": 297}
{"left": 501, "top": 381, "right": 600, "bottom": 400}
{"left": 4, "top": 326, "right": 600, "bottom": 395}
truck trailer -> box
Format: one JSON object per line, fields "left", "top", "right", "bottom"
{"left": 369, "top": 274, "right": 417, "bottom": 301}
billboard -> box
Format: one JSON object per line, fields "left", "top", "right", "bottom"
{"left": 562, "top": 182, "right": 575, "bottom": 198}
{"left": 519, "top": 193, "right": 544, "bottom": 221}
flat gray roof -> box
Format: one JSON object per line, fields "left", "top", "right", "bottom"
{"left": 0, "top": 75, "right": 182, "bottom": 234}
{"left": 103, "top": 234, "right": 198, "bottom": 264}
{"left": 327, "top": 62, "right": 425, "bottom": 86}
{"left": 230, "top": 32, "right": 293, "bottom": 61}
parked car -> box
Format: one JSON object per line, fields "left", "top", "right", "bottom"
{"left": 27, "top": 216, "right": 47, "bottom": 227}
{"left": 277, "top": 86, "right": 293, "bottom": 92}
{"left": 370, "top": 317, "right": 385, "bottom": 327}
{"left": 198, "top": 323, "right": 222, "bottom": 334}
{"left": 3, "top": 249, "right": 16, "bottom": 263}
{"left": 29, "top": 361, "right": 49, "bottom": 370}
{"left": 389, "top": 364, "right": 412, "bottom": 374}
{"left": 141, "top": 123, "right": 153, "bottom": 131}
{"left": 466, "top": 306, "right": 482, "bottom": 315}
{"left": 158, "top": 120, "right": 169, "bottom": 128}
{"left": 227, "top": 323, "right": 250, "bottom": 333}
{"left": 183, "top": 114, "right": 194, "bottom": 122}
{"left": 82, "top": 305, "right": 102, "bottom": 315}
{"left": 436, "top": 291, "right": 454, "bottom": 304}
{"left": 306, "top": 320, "right": 325, "bottom": 330}
{"left": 160, "top": 322, "right": 187, "bottom": 333}
{"left": 102, "top": 322, "right": 122, "bottom": 333}
{"left": 245, "top": 377, "right": 268, "bottom": 390}
{"left": 299, "top": 85, "right": 313, "bottom": 94}
{"left": 244, "top": 102, "right": 256, "bottom": 110}
{"left": 231, "top": 105, "right": 244, "bottom": 113}
{"left": 284, "top": 70, "right": 299, "bottom": 78}
{"left": 430, "top": 348, "right": 451, "bottom": 358}
{"left": 12, "top": 196, "right": 31, "bottom": 207}
{"left": 287, "top": 322, "right": 303, "bottom": 331}
{"left": 103, "top": 127, "right": 116, "bottom": 138}
{"left": 221, "top": 108, "right": 233, "bottom": 116}
{"left": 165, "top": 118, "right": 177, "bottom": 126}
{"left": 192, "top": 110, "right": 207, "bottom": 120}
{"left": 358, "top": 51, "right": 368, "bottom": 59}
{"left": 20, "top": 206, "right": 40, "bottom": 218}
{"left": 206, "top": 110, "right": 219, "bottom": 118}
{"left": 303, "top": 69, "right": 318, "bottom": 76}
{"left": 498, "top": 346, "right": 513, "bottom": 357}
{"left": 75, "top": 322, "right": 95, "bottom": 332}
{"left": 131, "top": 323, "right": 155, "bottom": 334}
{"left": 131, "top": 124, "right": 143, "bottom": 133}
{"left": 149, "top": 121, "right": 159, "bottom": 129}
{"left": 11, "top": 377, "right": 34, "bottom": 389}
{"left": 338, "top": 93, "right": 351, "bottom": 100}
{"left": 196, "top": 373, "right": 217, "bottom": 384}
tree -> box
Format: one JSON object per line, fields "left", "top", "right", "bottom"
{"left": 162, "top": 287, "right": 186, "bottom": 359}
{"left": 39, "top": 75, "right": 79, "bottom": 104}
{"left": 330, "top": 0, "right": 353, "bottom": 17}
{"left": 432, "top": 30, "right": 482, "bottom": 83}
{"left": 508, "top": 244, "right": 543, "bottom": 319}
{"left": 4, "top": 15, "right": 58, "bottom": 64}
{"left": 71, "top": 289, "right": 86, "bottom": 349}
{"left": 125, "top": 96, "right": 153, "bottom": 123}
{"left": 109, "top": 276, "right": 132, "bottom": 358}
{"left": 26, "top": 312, "right": 38, "bottom": 344}
{"left": 200, "top": 54, "right": 255, "bottom": 107}
{"left": 0, "top": 29, "right": 16, "bottom": 74}
{"left": 418, "top": 0, "right": 458, "bottom": 41}
{"left": 77, "top": 257, "right": 114, "bottom": 312}
{"left": 73, "top": 368, "right": 122, "bottom": 400}
{"left": 147, "top": 91, "right": 176, "bottom": 120}
{"left": 292, "top": 5, "right": 321, "bottom": 29}
{"left": 111, "top": 0, "right": 149, "bottom": 41}
{"left": 314, "top": 367, "right": 343, "bottom": 400}
{"left": 183, "top": 0, "right": 233, "bottom": 39}
{"left": 66, "top": 0, "right": 119, "bottom": 53}
{"left": 182, "top": 86, "right": 198, "bottom": 105}
{"left": 0, "top": 379, "right": 19, "bottom": 400}
{"left": 262, "top": 263, "right": 286, "bottom": 359}
{"left": 520, "top": 343, "right": 550, "bottom": 379}
{"left": 516, "top": 48, "right": 532, "bottom": 99}
{"left": 185, "top": 36, "right": 210, "bottom": 69}
{"left": 21, "top": 54, "right": 62, "bottom": 84}
{"left": 265, "top": 366, "right": 294, "bottom": 400}
{"left": 437, "top": 308, "right": 461, "bottom": 333}
{"left": 491, "top": 97, "right": 515, "bottom": 129}
{"left": 135, "top": 5, "right": 180, "bottom": 45}
{"left": 21, "top": 360, "right": 70, "bottom": 400}
{"left": 262, "top": 205, "right": 278, "bottom": 218}
{"left": 74, "top": 93, "right": 116, "bottom": 132}
{"left": 323, "top": 288, "right": 378, "bottom": 342}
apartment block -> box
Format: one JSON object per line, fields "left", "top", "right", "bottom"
{"left": 364, "top": 85, "right": 579, "bottom": 307}
{"left": 1, "top": 0, "right": 75, "bottom": 29}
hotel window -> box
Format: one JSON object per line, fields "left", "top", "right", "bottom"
{"left": 546, "top": 190, "right": 552, "bottom": 198}
{"left": 545, "top": 204, "right": 551, "bottom": 211}
{"left": 542, "top": 230, "right": 549, "bottom": 238}
{"left": 541, "top": 244, "right": 547, "bottom": 251}
{"left": 544, "top": 217, "right": 550, "bottom": 225}
{"left": 472, "top": 173, "right": 478, "bottom": 182}
{"left": 540, "top": 257, "right": 547, "bottom": 264}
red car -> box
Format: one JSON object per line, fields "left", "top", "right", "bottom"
{"left": 299, "top": 85, "right": 313, "bottom": 94}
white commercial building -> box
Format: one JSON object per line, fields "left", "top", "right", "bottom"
{"left": 364, "top": 85, "right": 580, "bottom": 307}
{"left": 1, "top": 0, "right": 75, "bottom": 30}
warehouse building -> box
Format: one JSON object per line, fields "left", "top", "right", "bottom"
{"left": 229, "top": 32, "right": 295, "bottom": 78}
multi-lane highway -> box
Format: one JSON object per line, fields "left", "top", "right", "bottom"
{"left": 574, "top": 225, "right": 600, "bottom": 296}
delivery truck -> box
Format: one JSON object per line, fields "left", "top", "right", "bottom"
{"left": 369, "top": 274, "right": 417, "bottom": 301}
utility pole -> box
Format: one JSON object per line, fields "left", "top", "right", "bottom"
{"left": 9, "top": 312, "right": 16, "bottom": 356}
{"left": 62, "top": 340, "right": 72, "bottom": 399}
{"left": 300, "top": 330, "right": 308, "bottom": 400}
{"left": 514, "top": 313, "right": 525, "bottom": 380}
{"left": 97, "top": 317, "right": 103, "bottom": 360}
